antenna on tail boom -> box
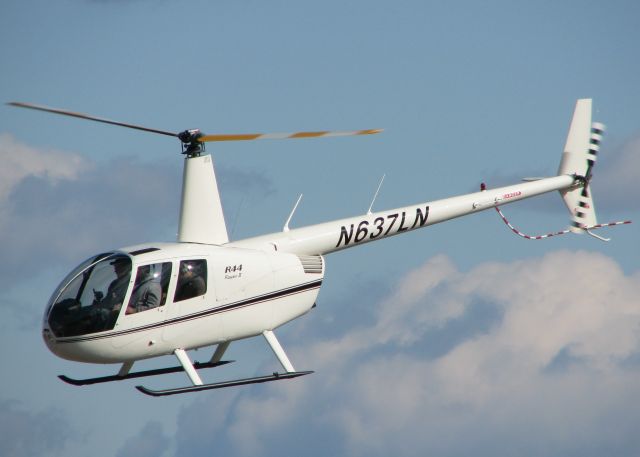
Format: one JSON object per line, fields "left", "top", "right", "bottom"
{"left": 367, "top": 174, "right": 386, "bottom": 215}
{"left": 283, "top": 194, "right": 303, "bottom": 232}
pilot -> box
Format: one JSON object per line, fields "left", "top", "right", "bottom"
{"left": 174, "top": 261, "right": 206, "bottom": 301}
{"left": 107, "top": 258, "right": 131, "bottom": 307}
{"left": 126, "top": 265, "right": 162, "bottom": 314}
{"left": 92, "top": 257, "right": 132, "bottom": 330}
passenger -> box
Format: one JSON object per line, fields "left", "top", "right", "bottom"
{"left": 126, "top": 265, "right": 162, "bottom": 314}
{"left": 174, "top": 261, "right": 206, "bottom": 302}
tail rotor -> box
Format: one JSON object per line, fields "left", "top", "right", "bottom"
{"left": 494, "top": 99, "right": 631, "bottom": 242}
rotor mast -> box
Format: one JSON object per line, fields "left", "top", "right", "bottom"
{"left": 178, "top": 153, "right": 229, "bottom": 244}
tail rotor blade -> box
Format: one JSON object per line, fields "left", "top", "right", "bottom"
{"left": 580, "top": 123, "right": 605, "bottom": 198}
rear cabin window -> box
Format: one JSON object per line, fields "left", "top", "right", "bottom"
{"left": 126, "top": 262, "right": 172, "bottom": 315}
{"left": 174, "top": 259, "right": 207, "bottom": 302}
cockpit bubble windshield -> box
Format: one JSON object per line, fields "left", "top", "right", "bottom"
{"left": 47, "top": 253, "right": 132, "bottom": 337}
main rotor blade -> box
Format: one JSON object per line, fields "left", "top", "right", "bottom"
{"left": 7, "top": 101, "right": 178, "bottom": 138}
{"left": 198, "top": 128, "right": 383, "bottom": 142}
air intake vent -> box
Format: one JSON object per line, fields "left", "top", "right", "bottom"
{"left": 298, "top": 255, "right": 323, "bottom": 274}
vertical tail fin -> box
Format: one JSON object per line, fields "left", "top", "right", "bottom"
{"left": 557, "top": 99, "right": 603, "bottom": 233}
{"left": 494, "top": 99, "right": 630, "bottom": 242}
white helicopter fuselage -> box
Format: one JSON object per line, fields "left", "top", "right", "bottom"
{"left": 44, "top": 173, "right": 574, "bottom": 365}
{"left": 44, "top": 242, "right": 323, "bottom": 363}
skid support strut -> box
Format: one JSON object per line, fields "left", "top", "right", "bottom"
{"left": 118, "top": 361, "right": 134, "bottom": 377}
{"left": 174, "top": 348, "right": 203, "bottom": 386}
{"left": 209, "top": 341, "right": 230, "bottom": 364}
{"left": 263, "top": 330, "right": 295, "bottom": 372}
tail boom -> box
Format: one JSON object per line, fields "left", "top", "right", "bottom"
{"left": 230, "top": 99, "right": 629, "bottom": 255}
{"left": 230, "top": 175, "right": 576, "bottom": 256}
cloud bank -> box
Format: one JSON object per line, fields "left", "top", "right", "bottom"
{"left": 597, "top": 136, "right": 640, "bottom": 211}
{"left": 157, "top": 250, "right": 640, "bottom": 457}
{"left": 0, "top": 400, "right": 78, "bottom": 457}
{"left": 0, "top": 135, "right": 181, "bottom": 290}
{"left": 0, "top": 134, "right": 87, "bottom": 205}
{"left": 116, "top": 421, "right": 171, "bottom": 457}
{"left": 0, "top": 134, "right": 274, "bottom": 294}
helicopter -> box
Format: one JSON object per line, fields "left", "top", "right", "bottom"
{"left": 8, "top": 99, "right": 630, "bottom": 396}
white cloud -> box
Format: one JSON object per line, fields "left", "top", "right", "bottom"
{"left": 0, "top": 137, "right": 186, "bottom": 328}
{"left": 173, "top": 250, "right": 640, "bottom": 457}
{"left": 0, "top": 134, "right": 277, "bottom": 329}
{"left": 0, "top": 134, "right": 275, "bottom": 278}
{"left": 597, "top": 136, "right": 640, "bottom": 210}
{"left": 0, "top": 133, "right": 88, "bottom": 203}
{"left": 0, "top": 400, "right": 79, "bottom": 457}
{"left": 116, "top": 422, "right": 171, "bottom": 457}
{"left": 0, "top": 154, "right": 180, "bottom": 292}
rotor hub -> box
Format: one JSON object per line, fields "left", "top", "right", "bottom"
{"left": 178, "top": 129, "right": 205, "bottom": 157}
{"left": 177, "top": 129, "right": 201, "bottom": 143}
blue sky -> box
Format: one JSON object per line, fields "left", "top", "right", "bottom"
{"left": 1, "top": 1, "right": 639, "bottom": 456}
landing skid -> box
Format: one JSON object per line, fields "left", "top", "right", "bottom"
{"left": 135, "top": 330, "right": 312, "bottom": 396}
{"left": 136, "top": 370, "right": 313, "bottom": 397}
{"left": 59, "top": 360, "right": 233, "bottom": 386}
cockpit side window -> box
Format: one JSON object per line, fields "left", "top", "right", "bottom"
{"left": 126, "top": 262, "right": 172, "bottom": 315}
{"left": 174, "top": 259, "right": 207, "bottom": 302}
{"left": 48, "top": 254, "right": 132, "bottom": 337}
